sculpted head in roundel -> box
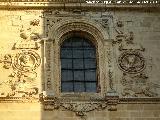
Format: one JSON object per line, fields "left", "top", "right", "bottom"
{"left": 20, "top": 54, "right": 34, "bottom": 68}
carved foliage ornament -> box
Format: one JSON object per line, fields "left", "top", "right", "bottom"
{"left": 40, "top": 94, "right": 119, "bottom": 118}
{"left": 0, "top": 54, "right": 12, "bottom": 69}
{"left": 118, "top": 50, "right": 145, "bottom": 74}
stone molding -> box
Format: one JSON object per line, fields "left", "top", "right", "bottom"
{"left": 50, "top": 19, "right": 109, "bottom": 42}
{"left": 0, "top": 1, "right": 160, "bottom": 10}
{"left": 44, "top": 18, "right": 108, "bottom": 96}
{"left": 41, "top": 17, "right": 118, "bottom": 117}
{"left": 0, "top": 0, "right": 159, "bottom": 4}
{"left": 120, "top": 98, "right": 160, "bottom": 104}
{"left": 40, "top": 92, "right": 119, "bottom": 117}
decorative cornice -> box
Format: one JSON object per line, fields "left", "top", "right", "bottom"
{"left": 0, "top": 97, "right": 39, "bottom": 103}
{"left": 40, "top": 93, "right": 160, "bottom": 117}
{"left": 0, "top": 0, "right": 159, "bottom": 4}
{"left": 120, "top": 98, "right": 160, "bottom": 104}
{"left": 40, "top": 92, "right": 119, "bottom": 117}
{"left": 0, "top": 1, "right": 160, "bottom": 10}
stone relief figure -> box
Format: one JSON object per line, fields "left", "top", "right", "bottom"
{"left": 114, "top": 20, "right": 125, "bottom": 43}
{"left": 0, "top": 77, "right": 38, "bottom": 98}
{"left": 114, "top": 20, "right": 144, "bottom": 51}
{"left": 20, "top": 54, "right": 33, "bottom": 67}
{"left": 119, "top": 31, "right": 145, "bottom": 51}
{"left": 14, "top": 19, "right": 41, "bottom": 50}
{"left": 14, "top": 51, "right": 40, "bottom": 70}
{"left": 20, "top": 19, "right": 40, "bottom": 41}
{"left": 125, "top": 31, "right": 134, "bottom": 44}
{"left": 121, "top": 73, "right": 158, "bottom": 97}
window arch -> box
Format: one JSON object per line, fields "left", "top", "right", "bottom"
{"left": 60, "top": 36, "right": 97, "bottom": 92}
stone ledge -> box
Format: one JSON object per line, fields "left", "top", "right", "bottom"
{"left": 120, "top": 98, "right": 160, "bottom": 104}
{"left": 0, "top": 97, "right": 39, "bottom": 103}
{"left": 0, "top": 2, "right": 160, "bottom": 10}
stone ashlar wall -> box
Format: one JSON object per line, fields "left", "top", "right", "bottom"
{"left": 0, "top": 9, "right": 160, "bottom": 120}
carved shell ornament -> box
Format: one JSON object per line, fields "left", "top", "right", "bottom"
{"left": 13, "top": 50, "right": 41, "bottom": 72}
{"left": 118, "top": 51, "right": 145, "bottom": 74}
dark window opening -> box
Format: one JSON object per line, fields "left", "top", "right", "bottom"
{"left": 61, "top": 36, "right": 97, "bottom": 92}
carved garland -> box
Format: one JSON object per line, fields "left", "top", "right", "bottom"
{"left": 40, "top": 93, "right": 119, "bottom": 117}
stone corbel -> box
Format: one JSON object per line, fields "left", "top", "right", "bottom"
{"left": 106, "top": 89, "right": 119, "bottom": 111}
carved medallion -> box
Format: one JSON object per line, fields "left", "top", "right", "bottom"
{"left": 13, "top": 50, "right": 41, "bottom": 72}
{"left": 118, "top": 51, "right": 145, "bottom": 74}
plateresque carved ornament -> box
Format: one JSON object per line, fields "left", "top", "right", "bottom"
{"left": 40, "top": 93, "right": 119, "bottom": 118}
{"left": 0, "top": 54, "right": 12, "bottom": 69}
{"left": 13, "top": 50, "right": 41, "bottom": 72}
{"left": 13, "top": 19, "right": 41, "bottom": 50}
{"left": 0, "top": 51, "right": 41, "bottom": 99}
{"left": 118, "top": 51, "right": 145, "bottom": 74}
{"left": 121, "top": 73, "right": 158, "bottom": 97}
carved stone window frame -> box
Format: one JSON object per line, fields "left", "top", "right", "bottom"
{"left": 41, "top": 19, "right": 119, "bottom": 116}
{"left": 44, "top": 19, "right": 108, "bottom": 98}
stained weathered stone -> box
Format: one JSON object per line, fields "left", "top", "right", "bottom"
{"left": 0, "top": 1, "right": 160, "bottom": 120}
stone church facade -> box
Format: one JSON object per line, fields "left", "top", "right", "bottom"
{"left": 0, "top": 0, "right": 160, "bottom": 120}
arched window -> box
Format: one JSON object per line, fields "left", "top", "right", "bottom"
{"left": 60, "top": 36, "right": 97, "bottom": 92}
